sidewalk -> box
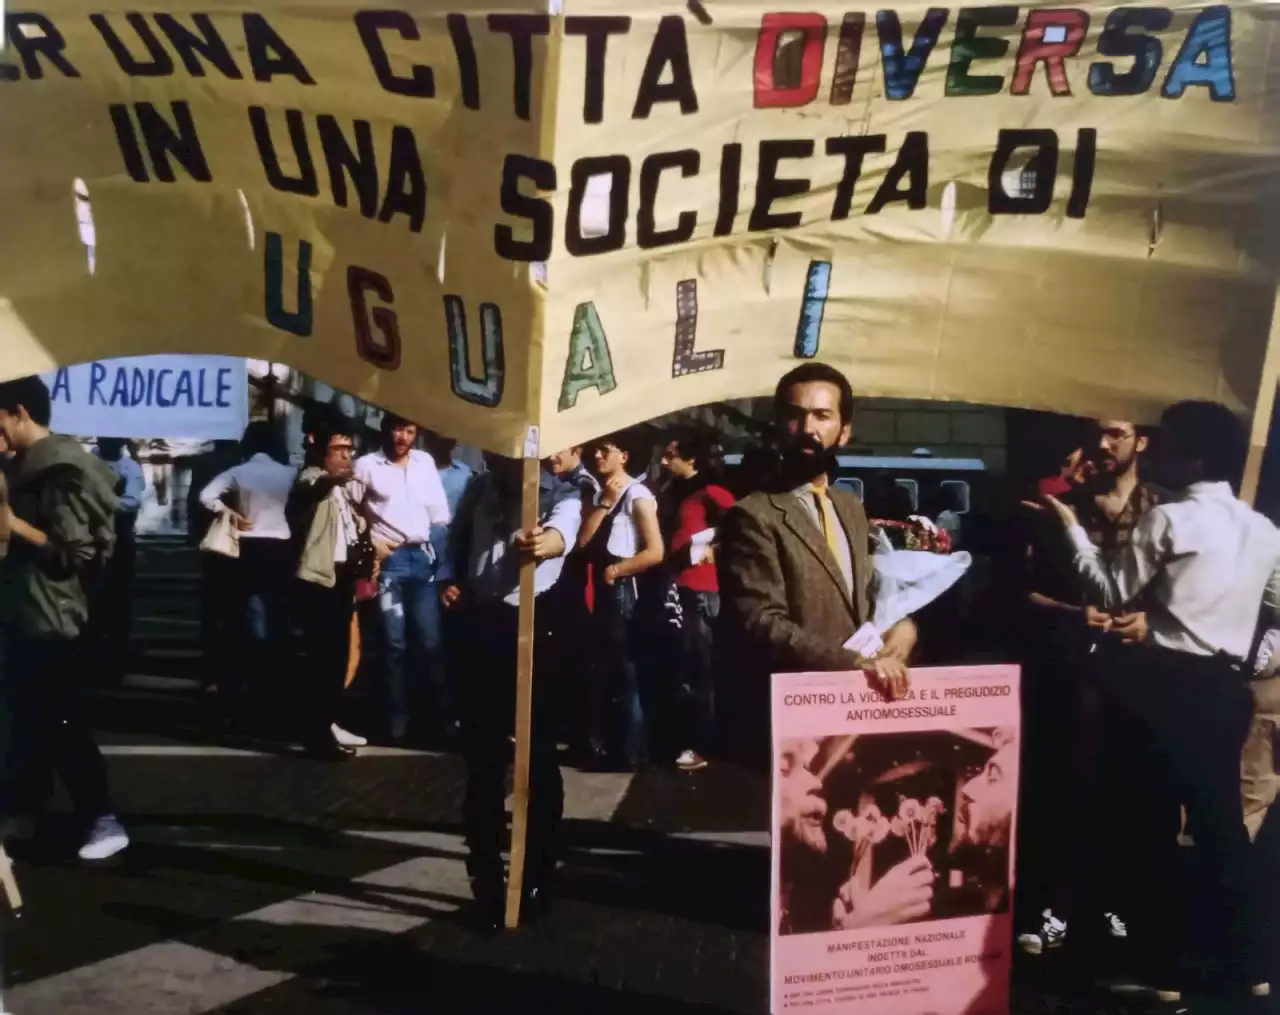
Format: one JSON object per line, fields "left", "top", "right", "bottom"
{"left": 0, "top": 690, "right": 1173, "bottom": 1014}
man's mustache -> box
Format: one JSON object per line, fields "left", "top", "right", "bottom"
{"left": 789, "top": 434, "right": 827, "bottom": 455}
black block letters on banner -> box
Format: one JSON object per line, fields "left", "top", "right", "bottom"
{"left": 2, "top": 13, "right": 79, "bottom": 78}
{"left": 355, "top": 10, "right": 433, "bottom": 98}
{"left": 632, "top": 15, "right": 699, "bottom": 118}
{"left": 496, "top": 155, "right": 556, "bottom": 262}
{"left": 488, "top": 14, "right": 550, "bottom": 121}
{"left": 567, "top": 16, "right": 632, "bottom": 124}
{"left": 638, "top": 150, "right": 700, "bottom": 249}
{"left": 566, "top": 156, "right": 630, "bottom": 256}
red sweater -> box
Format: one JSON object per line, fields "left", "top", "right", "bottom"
{"left": 671, "top": 484, "right": 736, "bottom": 592}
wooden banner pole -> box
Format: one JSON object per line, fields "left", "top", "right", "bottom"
{"left": 504, "top": 3, "right": 562, "bottom": 929}
{"left": 1241, "top": 286, "right": 1280, "bottom": 507}
{"left": 504, "top": 455, "right": 541, "bottom": 929}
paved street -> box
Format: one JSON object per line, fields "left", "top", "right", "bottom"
{"left": 0, "top": 677, "right": 1231, "bottom": 1015}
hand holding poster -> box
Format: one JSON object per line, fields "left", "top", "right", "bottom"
{"left": 772, "top": 666, "right": 1020, "bottom": 1015}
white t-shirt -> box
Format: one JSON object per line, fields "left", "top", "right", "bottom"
{"left": 595, "top": 479, "right": 656, "bottom": 559}
{"left": 331, "top": 486, "right": 359, "bottom": 564}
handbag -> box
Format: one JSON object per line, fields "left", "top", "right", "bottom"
{"left": 199, "top": 510, "right": 240, "bottom": 559}
{"left": 350, "top": 528, "right": 379, "bottom": 602}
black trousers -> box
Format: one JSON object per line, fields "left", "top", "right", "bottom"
{"left": 1015, "top": 612, "right": 1093, "bottom": 923}
{"left": 295, "top": 574, "right": 354, "bottom": 747}
{"left": 200, "top": 551, "right": 236, "bottom": 688}
{"left": 458, "top": 600, "right": 563, "bottom": 896}
{"left": 1094, "top": 641, "right": 1258, "bottom": 988}
{"left": 223, "top": 538, "right": 292, "bottom": 718}
{"left": 0, "top": 630, "right": 113, "bottom": 826}
{"left": 86, "top": 512, "right": 136, "bottom": 683}
{"left": 542, "top": 573, "right": 598, "bottom": 753}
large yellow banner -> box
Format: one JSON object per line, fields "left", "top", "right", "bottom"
{"left": 2, "top": 1, "right": 1278, "bottom": 454}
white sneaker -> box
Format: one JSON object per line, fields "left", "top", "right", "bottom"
{"left": 675, "top": 750, "right": 708, "bottom": 771}
{"left": 78, "top": 815, "right": 129, "bottom": 862}
{"left": 331, "top": 724, "right": 367, "bottom": 748}
{"left": 1017, "top": 909, "right": 1067, "bottom": 955}
{"left": 1104, "top": 912, "right": 1127, "bottom": 939}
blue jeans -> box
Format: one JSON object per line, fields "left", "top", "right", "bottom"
{"left": 677, "top": 588, "right": 719, "bottom": 754}
{"left": 596, "top": 579, "right": 649, "bottom": 766}
{"left": 378, "top": 546, "right": 451, "bottom": 730}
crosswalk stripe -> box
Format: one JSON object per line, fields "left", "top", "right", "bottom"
{"left": 7, "top": 941, "right": 291, "bottom": 1015}
{"left": 7, "top": 771, "right": 636, "bottom": 1014}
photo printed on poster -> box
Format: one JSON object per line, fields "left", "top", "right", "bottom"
{"left": 778, "top": 727, "right": 1017, "bottom": 937}
{"left": 771, "top": 666, "right": 1020, "bottom": 1015}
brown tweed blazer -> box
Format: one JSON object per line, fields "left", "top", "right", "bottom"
{"left": 719, "top": 485, "right": 873, "bottom": 674}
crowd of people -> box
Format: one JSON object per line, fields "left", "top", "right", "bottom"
{"left": 1, "top": 363, "right": 1279, "bottom": 1009}
{"left": 183, "top": 407, "right": 748, "bottom": 774}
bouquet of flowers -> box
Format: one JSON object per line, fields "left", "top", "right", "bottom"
{"left": 890, "top": 796, "right": 945, "bottom": 857}
{"left": 868, "top": 524, "right": 971, "bottom": 632}
{"left": 872, "top": 516, "right": 953, "bottom": 554}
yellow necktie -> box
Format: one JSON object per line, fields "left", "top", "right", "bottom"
{"left": 811, "top": 485, "right": 843, "bottom": 564}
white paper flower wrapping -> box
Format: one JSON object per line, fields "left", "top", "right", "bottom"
{"left": 870, "top": 528, "right": 973, "bottom": 633}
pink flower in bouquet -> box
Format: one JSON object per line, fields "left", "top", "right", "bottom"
{"left": 873, "top": 518, "right": 953, "bottom": 554}
{"left": 871, "top": 814, "right": 892, "bottom": 844}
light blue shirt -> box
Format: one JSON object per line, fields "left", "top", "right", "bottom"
{"left": 431, "top": 459, "right": 476, "bottom": 582}
{"left": 105, "top": 453, "right": 145, "bottom": 514}
{"left": 461, "top": 471, "right": 582, "bottom": 606}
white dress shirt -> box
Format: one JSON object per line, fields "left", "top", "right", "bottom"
{"left": 198, "top": 453, "right": 295, "bottom": 540}
{"left": 1068, "top": 480, "right": 1280, "bottom": 659}
{"left": 351, "top": 449, "right": 450, "bottom": 548}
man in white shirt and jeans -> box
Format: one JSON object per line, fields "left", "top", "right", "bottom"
{"left": 352, "top": 413, "right": 453, "bottom": 742}
{"left": 1048, "top": 400, "right": 1277, "bottom": 1006}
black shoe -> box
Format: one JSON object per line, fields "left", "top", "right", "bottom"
{"left": 468, "top": 879, "right": 505, "bottom": 935}
{"left": 303, "top": 739, "right": 356, "bottom": 761}
{"left": 520, "top": 882, "right": 554, "bottom": 926}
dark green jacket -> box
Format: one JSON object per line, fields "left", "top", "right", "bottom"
{"left": 0, "top": 434, "right": 120, "bottom": 640}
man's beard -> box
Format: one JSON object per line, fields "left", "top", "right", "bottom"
{"left": 1084, "top": 454, "right": 1134, "bottom": 491}
{"left": 778, "top": 433, "right": 838, "bottom": 486}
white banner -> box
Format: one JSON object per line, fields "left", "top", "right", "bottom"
{"left": 42, "top": 355, "right": 249, "bottom": 440}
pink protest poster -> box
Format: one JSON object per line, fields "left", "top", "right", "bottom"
{"left": 771, "top": 665, "right": 1021, "bottom": 1015}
